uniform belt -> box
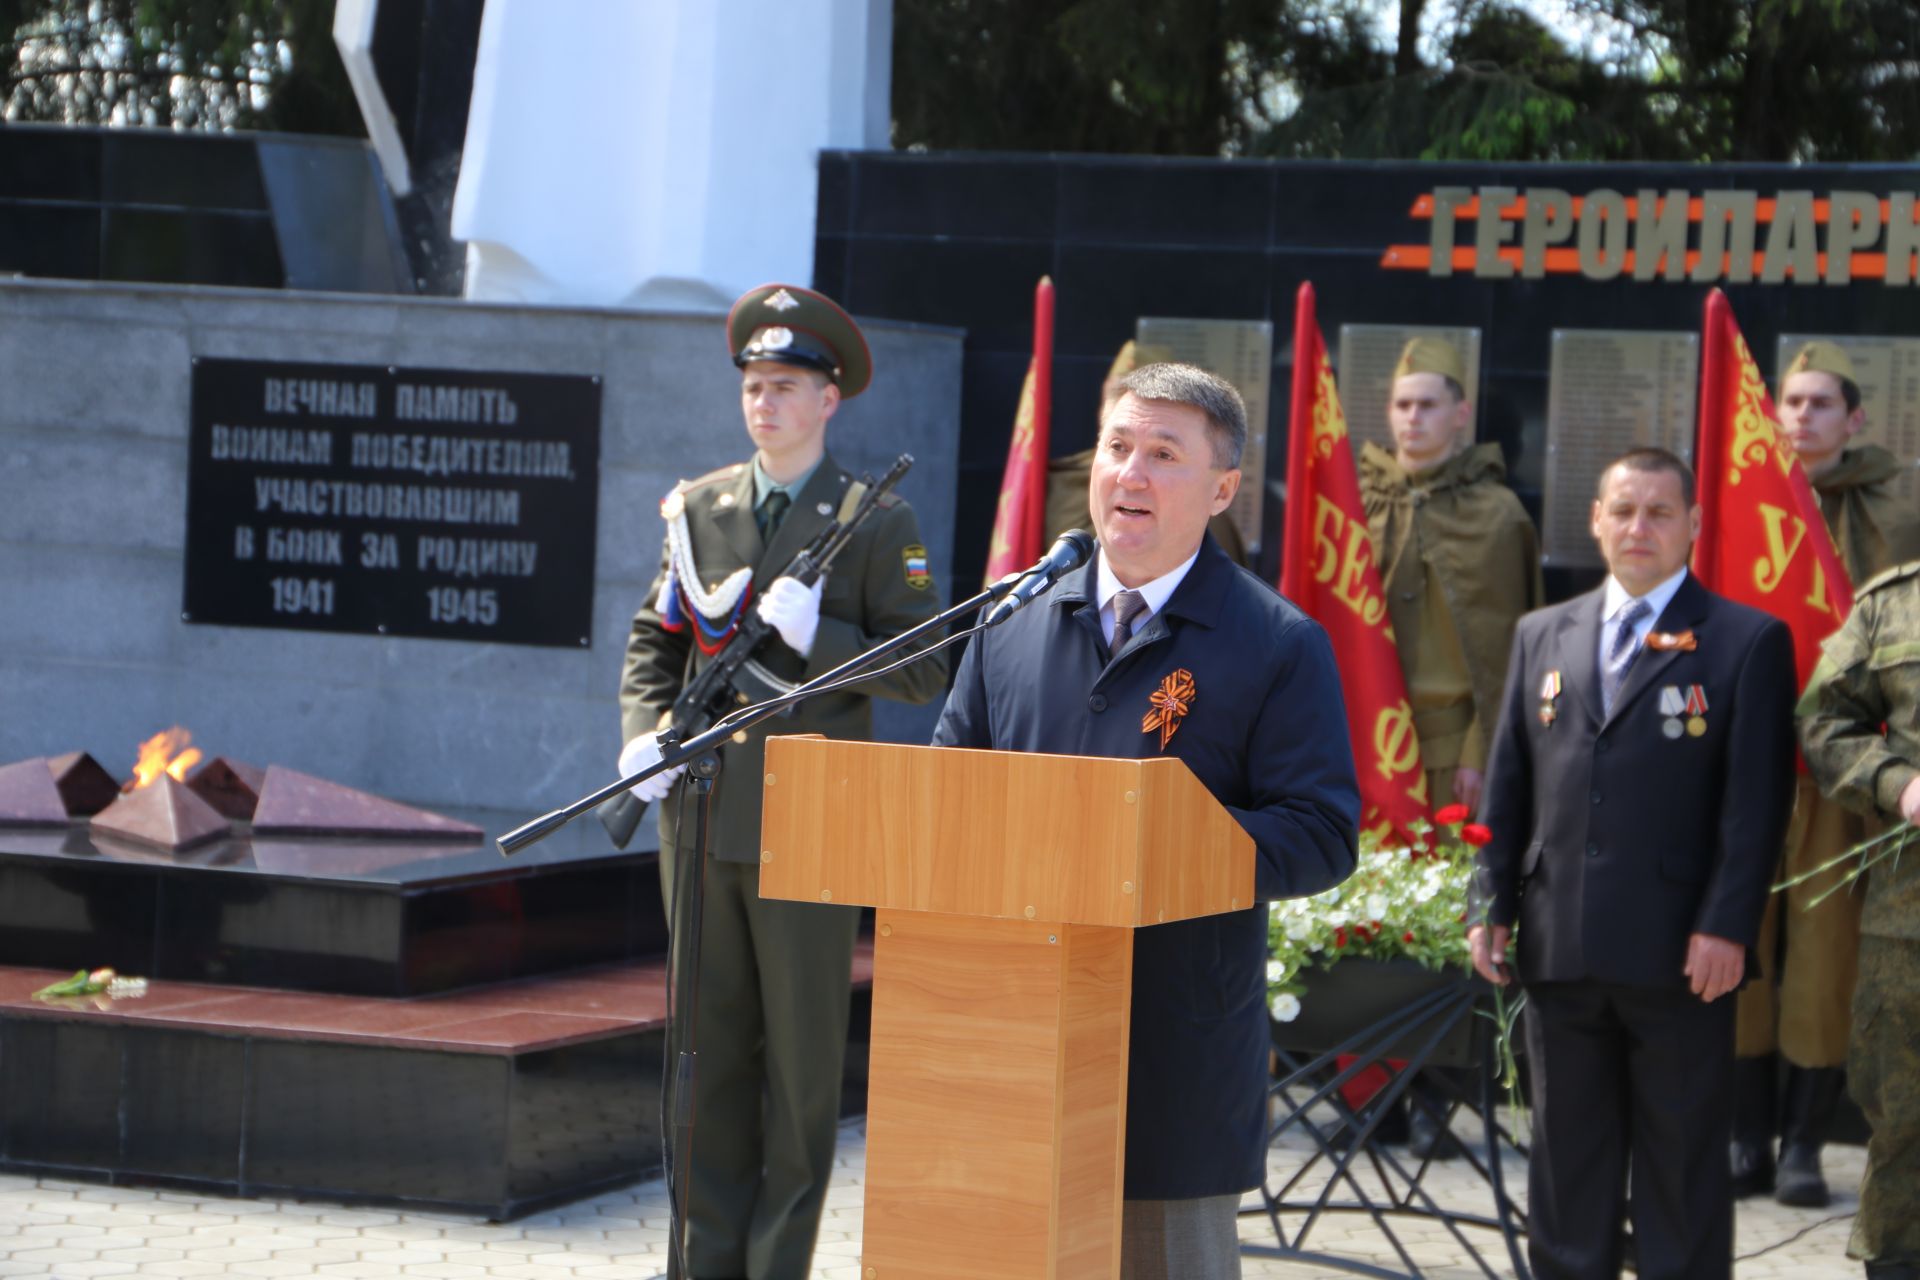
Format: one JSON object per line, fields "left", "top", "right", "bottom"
{"left": 1412, "top": 702, "right": 1475, "bottom": 742}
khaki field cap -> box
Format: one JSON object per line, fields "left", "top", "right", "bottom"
{"left": 1783, "top": 339, "right": 1858, "bottom": 390}
{"left": 1393, "top": 336, "right": 1467, "bottom": 387}
{"left": 727, "top": 283, "right": 874, "bottom": 399}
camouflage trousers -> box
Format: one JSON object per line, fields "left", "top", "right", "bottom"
{"left": 1850, "top": 934, "right": 1920, "bottom": 1263}
{"left": 1735, "top": 778, "right": 1867, "bottom": 1066}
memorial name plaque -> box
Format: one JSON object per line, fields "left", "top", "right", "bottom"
{"left": 183, "top": 358, "right": 601, "bottom": 647}
{"left": 1777, "top": 334, "right": 1920, "bottom": 503}
{"left": 1543, "top": 329, "right": 1699, "bottom": 568}
{"left": 1135, "top": 316, "right": 1272, "bottom": 552}
{"left": 1336, "top": 324, "right": 1482, "bottom": 457}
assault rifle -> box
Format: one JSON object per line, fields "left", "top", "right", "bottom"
{"left": 598, "top": 454, "right": 914, "bottom": 849}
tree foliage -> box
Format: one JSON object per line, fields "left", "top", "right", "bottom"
{"left": 2, "top": 0, "right": 360, "bottom": 134}
{"left": 894, "top": 0, "right": 1920, "bottom": 163}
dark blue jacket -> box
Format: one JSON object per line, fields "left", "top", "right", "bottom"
{"left": 932, "top": 534, "right": 1359, "bottom": 1198}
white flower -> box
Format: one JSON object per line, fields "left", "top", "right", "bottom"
{"left": 1284, "top": 918, "right": 1311, "bottom": 942}
{"left": 1270, "top": 992, "right": 1302, "bottom": 1022}
{"left": 1366, "top": 894, "right": 1390, "bottom": 920}
{"left": 1266, "top": 960, "right": 1284, "bottom": 983}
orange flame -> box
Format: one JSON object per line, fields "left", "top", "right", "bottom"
{"left": 125, "top": 727, "right": 203, "bottom": 791}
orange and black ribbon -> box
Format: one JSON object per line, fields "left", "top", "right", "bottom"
{"left": 1142, "top": 669, "right": 1197, "bottom": 750}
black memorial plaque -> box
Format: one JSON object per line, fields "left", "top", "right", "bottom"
{"left": 183, "top": 358, "right": 601, "bottom": 647}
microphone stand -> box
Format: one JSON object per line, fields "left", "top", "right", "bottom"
{"left": 497, "top": 569, "right": 1036, "bottom": 1280}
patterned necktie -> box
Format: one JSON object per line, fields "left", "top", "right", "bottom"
{"left": 757, "top": 489, "right": 791, "bottom": 542}
{"left": 1602, "top": 597, "right": 1652, "bottom": 717}
{"left": 1111, "top": 590, "right": 1148, "bottom": 655}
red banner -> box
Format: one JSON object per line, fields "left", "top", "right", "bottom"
{"left": 1692, "top": 288, "right": 1853, "bottom": 703}
{"left": 985, "top": 277, "right": 1054, "bottom": 583}
{"left": 1282, "top": 282, "right": 1428, "bottom": 840}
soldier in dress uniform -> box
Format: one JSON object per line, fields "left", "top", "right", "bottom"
{"left": 619, "top": 283, "right": 949, "bottom": 1280}
{"left": 1732, "top": 341, "right": 1920, "bottom": 1206}
{"left": 1800, "top": 560, "right": 1920, "bottom": 1280}
{"left": 1357, "top": 336, "right": 1542, "bottom": 1158}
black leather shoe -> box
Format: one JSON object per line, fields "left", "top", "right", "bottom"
{"left": 1864, "top": 1261, "right": 1920, "bottom": 1279}
{"left": 1407, "top": 1103, "right": 1462, "bottom": 1161}
{"left": 1729, "top": 1138, "right": 1775, "bottom": 1199}
{"left": 1775, "top": 1140, "right": 1830, "bottom": 1207}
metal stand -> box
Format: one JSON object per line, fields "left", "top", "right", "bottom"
{"left": 1242, "top": 980, "right": 1533, "bottom": 1280}
{"left": 662, "top": 749, "right": 717, "bottom": 1280}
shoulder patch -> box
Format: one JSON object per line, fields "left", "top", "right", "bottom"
{"left": 1857, "top": 560, "right": 1920, "bottom": 597}
{"left": 901, "top": 544, "right": 932, "bottom": 590}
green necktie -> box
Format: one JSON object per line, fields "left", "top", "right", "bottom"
{"left": 757, "top": 489, "right": 791, "bottom": 542}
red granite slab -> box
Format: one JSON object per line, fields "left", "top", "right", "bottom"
{"left": 186, "top": 756, "right": 266, "bottom": 820}
{"left": 0, "top": 940, "right": 874, "bottom": 1056}
{"left": 90, "top": 776, "right": 230, "bottom": 850}
{"left": 46, "top": 752, "right": 121, "bottom": 816}
{"left": 251, "top": 767, "right": 483, "bottom": 840}
{"left": 0, "top": 757, "right": 68, "bottom": 827}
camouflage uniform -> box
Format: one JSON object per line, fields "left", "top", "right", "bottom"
{"left": 1799, "top": 561, "right": 1920, "bottom": 1265}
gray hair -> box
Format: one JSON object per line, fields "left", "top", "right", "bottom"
{"left": 1107, "top": 362, "right": 1247, "bottom": 469}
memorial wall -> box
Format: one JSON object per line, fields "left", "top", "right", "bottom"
{"left": 815, "top": 155, "right": 1920, "bottom": 597}
{"left": 0, "top": 279, "right": 962, "bottom": 822}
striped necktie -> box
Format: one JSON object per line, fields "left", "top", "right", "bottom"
{"left": 1111, "top": 590, "right": 1147, "bottom": 655}
{"left": 1602, "top": 598, "right": 1651, "bottom": 717}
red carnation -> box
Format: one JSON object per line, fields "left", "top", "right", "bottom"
{"left": 1460, "top": 823, "right": 1493, "bottom": 847}
{"left": 1333, "top": 927, "right": 1348, "bottom": 949}
{"left": 1434, "top": 803, "right": 1470, "bottom": 826}
{"left": 1403, "top": 931, "right": 1416, "bottom": 943}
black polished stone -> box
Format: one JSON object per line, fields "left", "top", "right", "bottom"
{"left": 0, "top": 1018, "right": 122, "bottom": 1169}
{"left": 0, "top": 203, "right": 102, "bottom": 280}
{"left": 506, "top": 1033, "right": 657, "bottom": 1212}
{"left": 248, "top": 1039, "right": 507, "bottom": 1206}
{"left": 123, "top": 1028, "right": 245, "bottom": 1182}
{"left": 0, "top": 810, "right": 665, "bottom": 997}
{"left": 101, "top": 131, "right": 270, "bottom": 211}
{"left": 102, "top": 209, "right": 283, "bottom": 288}
{"left": 0, "top": 127, "right": 102, "bottom": 201}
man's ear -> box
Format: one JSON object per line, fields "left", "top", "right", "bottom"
{"left": 819, "top": 380, "right": 842, "bottom": 421}
{"left": 1209, "top": 468, "right": 1242, "bottom": 516}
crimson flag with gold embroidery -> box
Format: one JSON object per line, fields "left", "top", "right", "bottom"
{"left": 1282, "top": 282, "right": 1428, "bottom": 839}
{"left": 1692, "top": 288, "right": 1853, "bottom": 704}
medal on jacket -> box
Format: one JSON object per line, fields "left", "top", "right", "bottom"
{"left": 1658, "top": 686, "right": 1686, "bottom": 738}
{"left": 1684, "top": 684, "right": 1709, "bottom": 737}
{"left": 1538, "top": 670, "right": 1563, "bottom": 726}
{"left": 1142, "top": 669, "right": 1196, "bottom": 750}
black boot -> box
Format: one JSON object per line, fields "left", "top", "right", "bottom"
{"left": 1775, "top": 1065, "right": 1845, "bottom": 1208}
{"left": 1729, "top": 1055, "right": 1777, "bottom": 1199}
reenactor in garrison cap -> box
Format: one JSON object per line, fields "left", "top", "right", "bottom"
{"left": 1800, "top": 560, "right": 1920, "bottom": 1279}
{"left": 1358, "top": 336, "right": 1542, "bottom": 1159}
{"left": 619, "top": 283, "right": 948, "bottom": 1280}
{"left": 1360, "top": 337, "right": 1543, "bottom": 819}
{"left": 1732, "top": 340, "right": 1920, "bottom": 1208}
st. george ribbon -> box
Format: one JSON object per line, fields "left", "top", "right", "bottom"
{"left": 983, "top": 529, "right": 1095, "bottom": 627}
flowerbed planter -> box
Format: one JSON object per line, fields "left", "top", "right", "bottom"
{"left": 1270, "top": 955, "right": 1488, "bottom": 1070}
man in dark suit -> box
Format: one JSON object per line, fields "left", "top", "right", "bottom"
{"left": 933, "top": 362, "right": 1360, "bottom": 1280}
{"left": 1470, "top": 446, "right": 1797, "bottom": 1280}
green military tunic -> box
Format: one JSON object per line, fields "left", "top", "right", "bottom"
{"left": 1800, "top": 561, "right": 1920, "bottom": 1264}
{"left": 1739, "top": 446, "right": 1920, "bottom": 1064}
{"left": 1358, "top": 441, "right": 1543, "bottom": 807}
{"left": 620, "top": 449, "right": 947, "bottom": 1279}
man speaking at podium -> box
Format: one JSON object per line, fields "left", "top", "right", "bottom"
{"left": 933, "top": 362, "right": 1361, "bottom": 1279}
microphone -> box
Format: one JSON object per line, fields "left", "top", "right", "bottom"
{"left": 983, "top": 530, "right": 1095, "bottom": 627}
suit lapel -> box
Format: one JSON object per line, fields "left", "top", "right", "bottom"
{"left": 1555, "top": 589, "right": 1607, "bottom": 729}
{"left": 710, "top": 463, "right": 762, "bottom": 571}
{"left": 1608, "top": 574, "right": 1711, "bottom": 724}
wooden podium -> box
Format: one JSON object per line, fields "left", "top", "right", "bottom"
{"left": 760, "top": 736, "right": 1254, "bottom": 1280}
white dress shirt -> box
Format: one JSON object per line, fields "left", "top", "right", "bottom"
{"left": 1095, "top": 548, "right": 1200, "bottom": 647}
{"left": 1599, "top": 565, "right": 1688, "bottom": 670}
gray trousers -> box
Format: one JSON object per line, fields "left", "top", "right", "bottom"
{"left": 1120, "top": 1194, "right": 1244, "bottom": 1280}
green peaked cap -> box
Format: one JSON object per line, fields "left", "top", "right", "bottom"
{"left": 727, "top": 283, "right": 873, "bottom": 399}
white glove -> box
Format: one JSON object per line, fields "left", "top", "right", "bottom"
{"left": 619, "top": 732, "right": 685, "bottom": 804}
{"left": 756, "top": 575, "right": 824, "bottom": 658}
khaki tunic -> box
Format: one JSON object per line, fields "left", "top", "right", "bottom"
{"left": 1801, "top": 562, "right": 1920, "bottom": 1261}
{"left": 1738, "top": 448, "right": 1920, "bottom": 1062}
{"left": 1358, "top": 441, "right": 1543, "bottom": 779}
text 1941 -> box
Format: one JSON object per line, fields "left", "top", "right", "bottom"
{"left": 270, "top": 577, "right": 336, "bottom": 616}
